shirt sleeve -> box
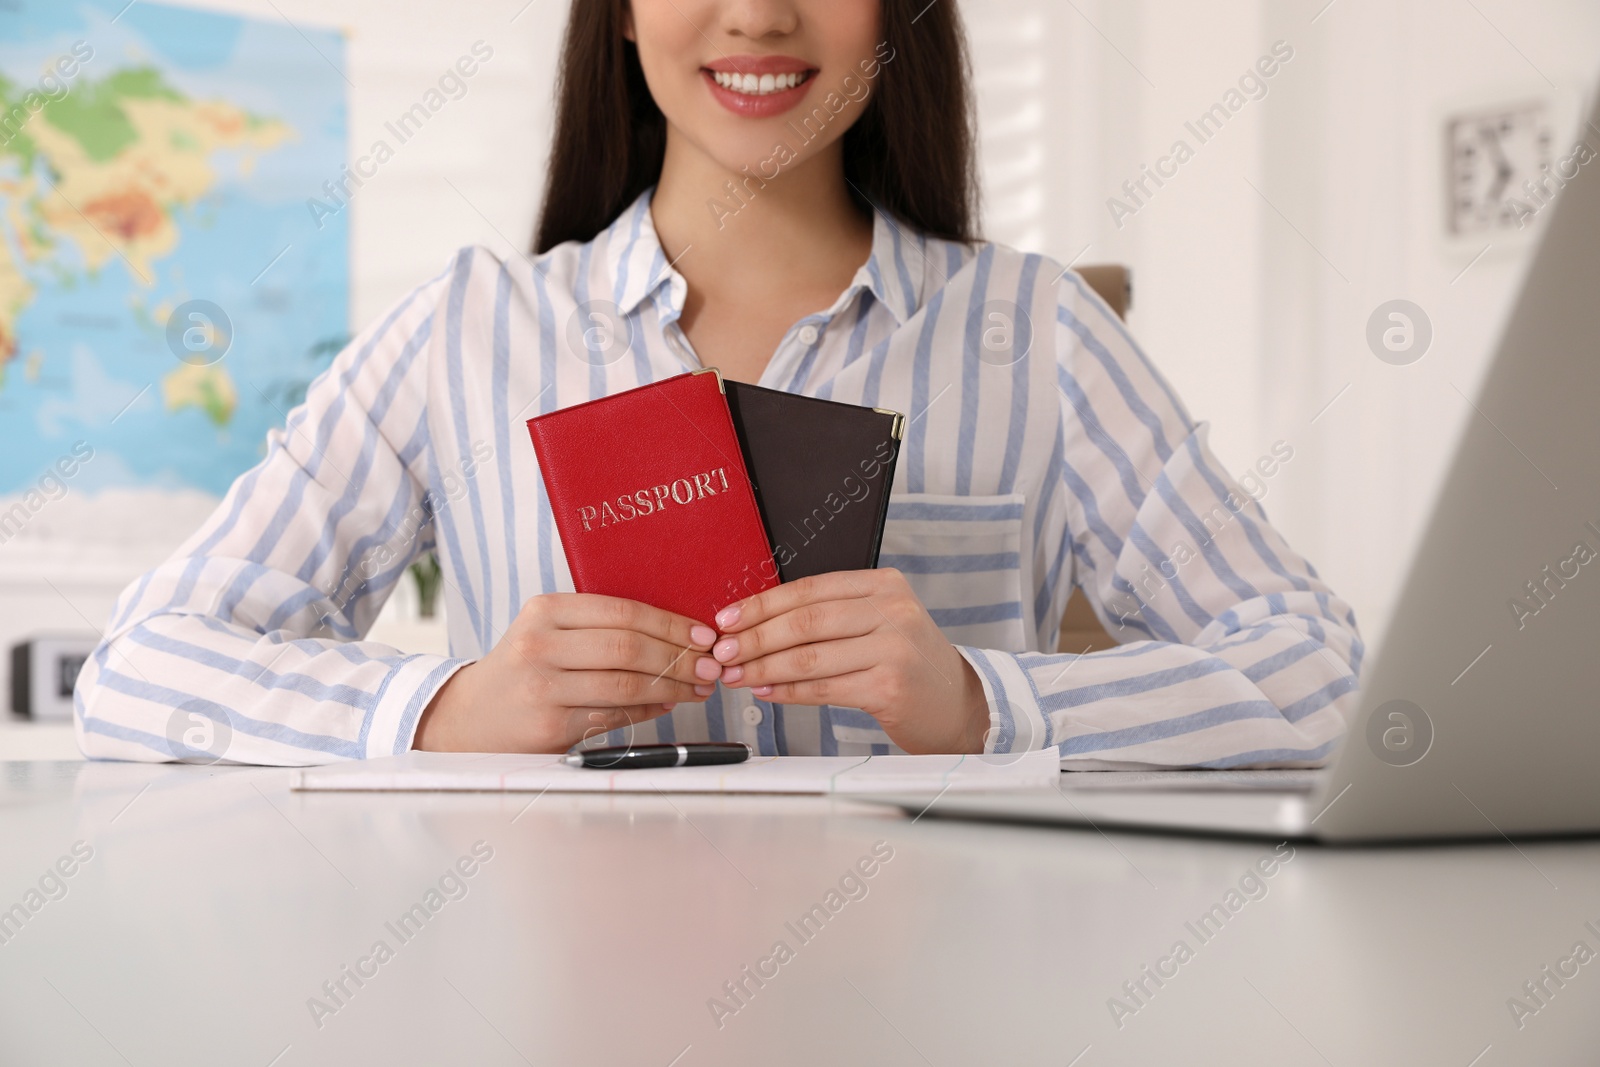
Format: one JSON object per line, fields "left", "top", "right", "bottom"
{"left": 956, "top": 272, "right": 1365, "bottom": 768}
{"left": 73, "top": 265, "right": 471, "bottom": 766}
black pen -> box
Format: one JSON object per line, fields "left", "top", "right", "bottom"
{"left": 563, "top": 742, "right": 751, "bottom": 770}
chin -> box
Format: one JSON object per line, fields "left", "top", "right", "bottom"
{"left": 707, "top": 135, "right": 808, "bottom": 177}
{"left": 667, "top": 109, "right": 817, "bottom": 181}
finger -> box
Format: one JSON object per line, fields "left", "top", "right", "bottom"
{"left": 540, "top": 629, "right": 716, "bottom": 685}
{"left": 557, "top": 670, "right": 707, "bottom": 708}
{"left": 531, "top": 593, "right": 717, "bottom": 650}
{"left": 713, "top": 597, "right": 880, "bottom": 665}
{"left": 722, "top": 636, "right": 882, "bottom": 689}
{"left": 751, "top": 670, "right": 877, "bottom": 708}
{"left": 714, "top": 569, "right": 894, "bottom": 632}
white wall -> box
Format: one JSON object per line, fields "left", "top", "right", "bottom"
{"left": 1280, "top": 0, "right": 1598, "bottom": 648}
{"left": 972, "top": 0, "right": 1600, "bottom": 648}
{"left": 6, "top": 0, "right": 1599, "bottom": 701}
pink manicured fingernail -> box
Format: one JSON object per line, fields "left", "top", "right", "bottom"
{"left": 712, "top": 637, "right": 739, "bottom": 663}
{"left": 752, "top": 685, "right": 773, "bottom": 697}
{"left": 694, "top": 684, "right": 714, "bottom": 697}
{"left": 722, "top": 665, "right": 744, "bottom": 684}
{"left": 694, "top": 657, "right": 721, "bottom": 681}
{"left": 715, "top": 604, "right": 741, "bottom": 629}
{"left": 690, "top": 624, "right": 716, "bottom": 647}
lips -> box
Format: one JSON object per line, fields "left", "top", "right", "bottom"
{"left": 704, "top": 54, "right": 814, "bottom": 76}
{"left": 702, "top": 54, "right": 818, "bottom": 118}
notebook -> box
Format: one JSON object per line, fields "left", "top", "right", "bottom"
{"left": 290, "top": 750, "right": 1062, "bottom": 795}
{"left": 723, "top": 380, "right": 904, "bottom": 583}
{"left": 525, "top": 369, "right": 779, "bottom": 627}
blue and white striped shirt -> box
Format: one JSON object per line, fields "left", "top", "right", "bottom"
{"left": 76, "top": 188, "right": 1363, "bottom": 767}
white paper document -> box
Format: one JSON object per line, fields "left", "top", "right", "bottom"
{"left": 290, "top": 749, "right": 1060, "bottom": 795}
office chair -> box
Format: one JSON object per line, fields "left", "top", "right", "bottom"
{"left": 1056, "top": 265, "right": 1128, "bottom": 654}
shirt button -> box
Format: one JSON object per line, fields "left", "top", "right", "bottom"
{"left": 742, "top": 705, "right": 764, "bottom": 726}
{"left": 797, "top": 324, "right": 820, "bottom": 346}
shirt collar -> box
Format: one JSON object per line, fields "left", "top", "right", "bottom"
{"left": 602, "top": 187, "right": 927, "bottom": 327}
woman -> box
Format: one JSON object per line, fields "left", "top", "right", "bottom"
{"left": 76, "top": 0, "right": 1361, "bottom": 766}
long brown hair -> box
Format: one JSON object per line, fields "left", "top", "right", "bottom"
{"left": 532, "top": 0, "right": 979, "bottom": 254}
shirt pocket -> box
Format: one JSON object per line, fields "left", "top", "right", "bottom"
{"left": 876, "top": 492, "right": 1031, "bottom": 653}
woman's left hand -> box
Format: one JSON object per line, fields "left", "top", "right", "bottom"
{"left": 710, "top": 569, "right": 991, "bottom": 754}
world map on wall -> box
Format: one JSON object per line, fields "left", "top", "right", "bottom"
{"left": 0, "top": 0, "right": 348, "bottom": 499}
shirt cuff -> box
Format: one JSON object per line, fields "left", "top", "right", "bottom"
{"left": 954, "top": 646, "right": 1051, "bottom": 755}
{"left": 366, "top": 654, "right": 473, "bottom": 759}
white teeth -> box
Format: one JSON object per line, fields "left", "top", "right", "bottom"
{"left": 712, "top": 69, "right": 808, "bottom": 95}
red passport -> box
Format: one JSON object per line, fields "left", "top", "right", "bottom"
{"left": 525, "top": 369, "right": 779, "bottom": 628}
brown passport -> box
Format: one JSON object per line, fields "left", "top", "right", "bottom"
{"left": 525, "top": 370, "right": 779, "bottom": 627}
{"left": 723, "top": 381, "right": 904, "bottom": 584}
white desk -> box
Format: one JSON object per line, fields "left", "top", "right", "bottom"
{"left": 0, "top": 717, "right": 80, "bottom": 761}
{"left": 0, "top": 760, "right": 1596, "bottom": 1065}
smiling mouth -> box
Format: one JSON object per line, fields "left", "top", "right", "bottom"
{"left": 706, "top": 69, "right": 816, "bottom": 96}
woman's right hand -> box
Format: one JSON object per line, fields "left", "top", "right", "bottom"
{"left": 412, "top": 593, "right": 721, "bottom": 753}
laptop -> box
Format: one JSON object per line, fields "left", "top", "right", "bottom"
{"left": 876, "top": 90, "right": 1600, "bottom": 843}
